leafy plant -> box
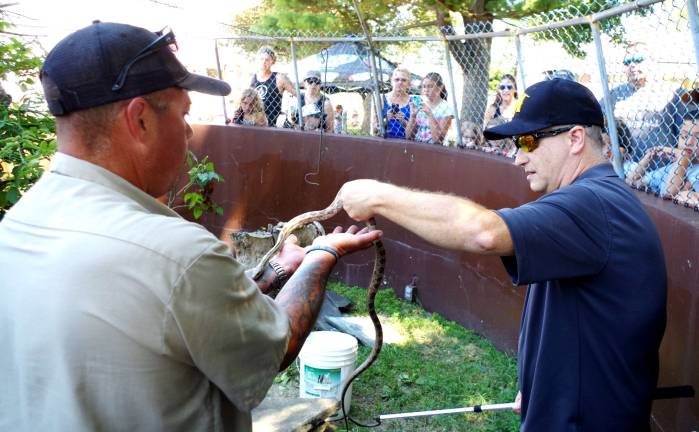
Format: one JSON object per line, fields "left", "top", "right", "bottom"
{"left": 0, "top": 97, "right": 56, "bottom": 219}
{"left": 168, "top": 151, "right": 225, "bottom": 220}
{"left": 0, "top": 11, "right": 56, "bottom": 221}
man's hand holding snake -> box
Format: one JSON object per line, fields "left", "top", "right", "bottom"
{"left": 337, "top": 179, "right": 389, "bottom": 221}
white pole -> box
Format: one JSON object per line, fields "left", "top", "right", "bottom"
{"left": 379, "top": 402, "right": 516, "bottom": 420}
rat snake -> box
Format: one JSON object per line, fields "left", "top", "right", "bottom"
{"left": 251, "top": 195, "right": 385, "bottom": 423}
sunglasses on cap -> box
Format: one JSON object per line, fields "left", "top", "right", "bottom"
{"left": 622, "top": 56, "right": 644, "bottom": 66}
{"left": 513, "top": 125, "right": 577, "bottom": 153}
{"left": 112, "top": 28, "right": 178, "bottom": 92}
{"left": 305, "top": 78, "right": 321, "bottom": 85}
{"left": 499, "top": 84, "right": 514, "bottom": 90}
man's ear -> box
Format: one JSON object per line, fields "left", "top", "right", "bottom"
{"left": 569, "top": 126, "right": 586, "bottom": 155}
{"left": 124, "top": 97, "right": 151, "bottom": 141}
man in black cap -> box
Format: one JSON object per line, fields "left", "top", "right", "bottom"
{"left": 336, "top": 78, "right": 667, "bottom": 431}
{"left": 0, "top": 22, "right": 380, "bottom": 431}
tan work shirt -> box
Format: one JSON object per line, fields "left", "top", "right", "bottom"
{"left": 0, "top": 153, "right": 290, "bottom": 431}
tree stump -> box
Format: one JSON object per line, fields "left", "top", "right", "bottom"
{"left": 231, "top": 222, "right": 325, "bottom": 271}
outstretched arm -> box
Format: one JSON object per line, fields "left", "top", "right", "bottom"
{"left": 277, "top": 73, "right": 297, "bottom": 97}
{"left": 275, "top": 225, "right": 382, "bottom": 370}
{"left": 337, "top": 179, "right": 513, "bottom": 255}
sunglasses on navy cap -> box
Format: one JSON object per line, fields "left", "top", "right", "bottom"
{"left": 112, "top": 28, "right": 178, "bottom": 91}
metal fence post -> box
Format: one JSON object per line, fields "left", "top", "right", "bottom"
{"left": 590, "top": 19, "right": 623, "bottom": 178}
{"left": 290, "top": 39, "right": 304, "bottom": 129}
{"left": 366, "top": 45, "right": 385, "bottom": 137}
{"left": 688, "top": 0, "right": 699, "bottom": 73}
{"left": 214, "top": 39, "right": 228, "bottom": 123}
{"left": 442, "top": 40, "right": 463, "bottom": 147}
{"left": 352, "top": 0, "right": 384, "bottom": 137}
{"left": 515, "top": 34, "right": 527, "bottom": 90}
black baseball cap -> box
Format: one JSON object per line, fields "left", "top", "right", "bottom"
{"left": 483, "top": 78, "right": 604, "bottom": 140}
{"left": 40, "top": 21, "right": 231, "bottom": 116}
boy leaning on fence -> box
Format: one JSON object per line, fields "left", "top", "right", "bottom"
{"left": 250, "top": 46, "right": 296, "bottom": 127}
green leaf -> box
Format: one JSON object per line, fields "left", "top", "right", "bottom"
{"left": 6, "top": 188, "right": 20, "bottom": 204}
{"left": 192, "top": 207, "right": 203, "bottom": 219}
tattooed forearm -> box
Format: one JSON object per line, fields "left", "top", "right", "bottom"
{"left": 275, "top": 253, "right": 335, "bottom": 370}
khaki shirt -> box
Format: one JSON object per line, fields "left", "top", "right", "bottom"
{"left": 0, "top": 153, "right": 290, "bottom": 431}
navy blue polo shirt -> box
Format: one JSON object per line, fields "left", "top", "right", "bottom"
{"left": 498, "top": 163, "right": 666, "bottom": 432}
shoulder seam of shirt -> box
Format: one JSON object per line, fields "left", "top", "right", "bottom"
{"left": 578, "top": 182, "right": 613, "bottom": 273}
{"left": 4, "top": 216, "right": 203, "bottom": 270}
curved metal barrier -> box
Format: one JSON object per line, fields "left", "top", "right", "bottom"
{"left": 188, "top": 124, "right": 699, "bottom": 430}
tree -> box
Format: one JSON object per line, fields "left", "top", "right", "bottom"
{"left": 235, "top": 0, "right": 643, "bottom": 126}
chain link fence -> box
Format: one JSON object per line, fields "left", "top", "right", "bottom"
{"left": 214, "top": 0, "right": 699, "bottom": 209}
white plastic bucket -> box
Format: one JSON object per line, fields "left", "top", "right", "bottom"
{"left": 298, "top": 331, "right": 358, "bottom": 413}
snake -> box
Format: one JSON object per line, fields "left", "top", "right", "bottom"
{"left": 251, "top": 194, "right": 386, "bottom": 422}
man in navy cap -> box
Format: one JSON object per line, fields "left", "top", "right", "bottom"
{"left": 0, "top": 22, "right": 380, "bottom": 431}
{"left": 337, "top": 78, "right": 667, "bottom": 431}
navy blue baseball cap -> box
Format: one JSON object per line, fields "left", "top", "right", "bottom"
{"left": 40, "top": 21, "right": 231, "bottom": 116}
{"left": 483, "top": 78, "right": 604, "bottom": 140}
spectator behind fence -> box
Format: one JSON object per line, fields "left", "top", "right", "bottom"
{"left": 382, "top": 66, "right": 417, "bottom": 139}
{"left": 627, "top": 109, "right": 699, "bottom": 199}
{"left": 599, "top": 46, "right": 678, "bottom": 160}
{"left": 602, "top": 118, "right": 637, "bottom": 179}
{"left": 542, "top": 69, "right": 577, "bottom": 82}
{"left": 0, "top": 22, "right": 382, "bottom": 431}
{"left": 611, "top": 54, "right": 645, "bottom": 99}
{"left": 230, "top": 88, "right": 268, "bottom": 127}
{"left": 290, "top": 70, "right": 334, "bottom": 133}
{"left": 334, "top": 104, "right": 345, "bottom": 134}
{"left": 482, "top": 116, "right": 517, "bottom": 157}
{"left": 410, "top": 72, "right": 454, "bottom": 145}
{"left": 459, "top": 119, "right": 516, "bottom": 157}
{"left": 250, "top": 46, "right": 296, "bottom": 127}
{"left": 460, "top": 120, "right": 484, "bottom": 150}
{"left": 657, "top": 77, "right": 699, "bottom": 147}
{"left": 483, "top": 74, "right": 518, "bottom": 128}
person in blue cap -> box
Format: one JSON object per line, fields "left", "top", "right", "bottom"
{"left": 336, "top": 78, "right": 667, "bottom": 431}
{"left": 0, "top": 21, "right": 380, "bottom": 431}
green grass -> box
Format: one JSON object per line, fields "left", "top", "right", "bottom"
{"left": 278, "top": 281, "right": 521, "bottom": 432}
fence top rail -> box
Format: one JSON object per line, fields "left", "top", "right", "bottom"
{"left": 214, "top": 0, "right": 665, "bottom": 44}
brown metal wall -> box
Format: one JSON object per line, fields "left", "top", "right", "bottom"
{"left": 188, "top": 124, "right": 698, "bottom": 430}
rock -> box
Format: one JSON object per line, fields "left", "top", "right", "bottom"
{"left": 325, "top": 290, "right": 353, "bottom": 312}
{"left": 252, "top": 397, "right": 338, "bottom": 432}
